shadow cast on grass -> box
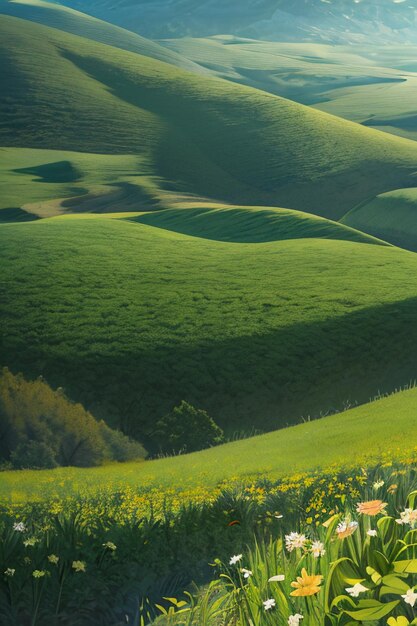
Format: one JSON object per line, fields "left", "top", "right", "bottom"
{"left": 2, "top": 296, "right": 417, "bottom": 445}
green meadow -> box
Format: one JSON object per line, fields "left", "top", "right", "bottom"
{"left": 2, "top": 215, "right": 417, "bottom": 443}
{"left": 2, "top": 385, "right": 417, "bottom": 504}
{"left": 2, "top": 2, "right": 417, "bottom": 622}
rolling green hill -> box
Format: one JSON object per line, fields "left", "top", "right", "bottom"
{"left": 0, "top": 0, "right": 206, "bottom": 73}
{"left": 2, "top": 385, "right": 417, "bottom": 502}
{"left": 130, "top": 205, "right": 386, "bottom": 245}
{"left": 341, "top": 188, "right": 417, "bottom": 252}
{"left": 2, "top": 215, "right": 417, "bottom": 445}
{"left": 161, "top": 36, "right": 404, "bottom": 103}
{"left": 2, "top": 15, "right": 417, "bottom": 217}
{"left": 162, "top": 36, "right": 417, "bottom": 143}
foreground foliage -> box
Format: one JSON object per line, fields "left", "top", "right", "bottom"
{"left": 2, "top": 462, "right": 417, "bottom": 624}
{"left": 154, "top": 471, "right": 417, "bottom": 625}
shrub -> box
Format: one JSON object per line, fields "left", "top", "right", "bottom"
{"left": 10, "top": 440, "right": 58, "bottom": 470}
{"left": 0, "top": 367, "right": 147, "bottom": 467}
{"left": 153, "top": 401, "right": 224, "bottom": 454}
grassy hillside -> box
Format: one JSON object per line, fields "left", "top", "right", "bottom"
{"left": 161, "top": 36, "right": 403, "bottom": 102}
{"left": 162, "top": 36, "right": 417, "bottom": 142}
{"left": 2, "top": 16, "right": 417, "bottom": 217}
{"left": 0, "top": 0, "right": 206, "bottom": 73}
{"left": 130, "top": 205, "right": 386, "bottom": 245}
{"left": 1, "top": 215, "right": 417, "bottom": 442}
{"left": 341, "top": 188, "right": 417, "bottom": 252}
{"left": 0, "top": 147, "right": 157, "bottom": 219}
{"left": 2, "top": 385, "right": 417, "bottom": 502}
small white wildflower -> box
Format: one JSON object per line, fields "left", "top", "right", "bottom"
{"left": 311, "top": 540, "right": 326, "bottom": 558}
{"left": 402, "top": 588, "right": 417, "bottom": 607}
{"left": 346, "top": 583, "right": 368, "bottom": 597}
{"left": 241, "top": 568, "right": 252, "bottom": 578}
{"left": 396, "top": 509, "right": 417, "bottom": 528}
{"left": 268, "top": 574, "right": 285, "bottom": 582}
{"left": 285, "top": 532, "right": 307, "bottom": 552}
{"left": 373, "top": 480, "right": 384, "bottom": 489}
{"left": 229, "top": 554, "right": 243, "bottom": 566}
{"left": 263, "top": 598, "right": 276, "bottom": 611}
{"left": 32, "top": 570, "right": 46, "bottom": 579}
{"left": 4, "top": 568, "right": 15, "bottom": 577}
{"left": 13, "top": 522, "right": 26, "bottom": 533}
{"left": 288, "top": 614, "right": 304, "bottom": 626}
{"left": 103, "top": 542, "right": 117, "bottom": 551}
{"left": 367, "top": 529, "right": 377, "bottom": 537}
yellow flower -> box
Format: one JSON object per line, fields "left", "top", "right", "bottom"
{"left": 32, "top": 570, "right": 46, "bottom": 578}
{"left": 290, "top": 568, "right": 323, "bottom": 597}
{"left": 48, "top": 554, "right": 59, "bottom": 565}
{"left": 356, "top": 500, "right": 387, "bottom": 516}
{"left": 72, "top": 560, "right": 86, "bottom": 573}
{"left": 103, "top": 542, "right": 117, "bottom": 551}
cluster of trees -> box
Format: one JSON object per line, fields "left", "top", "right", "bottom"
{"left": 0, "top": 368, "right": 146, "bottom": 469}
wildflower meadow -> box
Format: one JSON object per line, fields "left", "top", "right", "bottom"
{"left": 3, "top": 462, "right": 417, "bottom": 624}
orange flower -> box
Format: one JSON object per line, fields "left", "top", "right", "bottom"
{"left": 290, "top": 568, "right": 323, "bottom": 597}
{"left": 336, "top": 520, "right": 358, "bottom": 539}
{"left": 356, "top": 500, "right": 387, "bottom": 516}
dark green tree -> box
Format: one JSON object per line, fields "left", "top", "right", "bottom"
{"left": 153, "top": 401, "right": 224, "bottom": 455}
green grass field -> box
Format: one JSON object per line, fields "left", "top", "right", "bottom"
{"left": 2, "top": 214, "right": 417, "bottom": 441}
{"left": 1, "top": 385, "right": 416, "bottom": 504}
{"left": 0, "top": 147, "right": 152, "bottom": 219}
{"left": 130, "top": 205, "right": 385, "bottom": 244}
{"left": 341, "top": 188, "right": 417, "bottom": 252}
{"left": 2, "top": 15, "right": 417, "bottom": 217}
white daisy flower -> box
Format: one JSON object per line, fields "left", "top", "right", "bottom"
{"left": 402, "top": 588, "right": 417, "bottom": 607}
{"left": 285, "top": 532, "right": 307, "bottom": 552}
{"left": 263, "top": 598, "right": 276, "bottom": 611}
{"left": 346, "top": 583, "right": 368, "bottom": 597}
{"left": 311, "top": 540, "right": 326, "bottom": 557}
{"left": 229, "top": 554, "right": 243, "bottom": 566}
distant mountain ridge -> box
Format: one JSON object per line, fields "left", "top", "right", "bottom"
{"left": 61, "top": 0, "right": 417, "bottom": 43}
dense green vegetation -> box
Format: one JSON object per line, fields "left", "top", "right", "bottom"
{"left": 342, "top": 189, "right": 417, "bottom": 252}
{"left": 2, "top": 216, "right": 417, "bottom": 442}
{"left": 1, "top": 452, "right": 416, "bottom": 623}
{"left": 2, "top": 15, "right": 417, "bottom": 217}
{"left": 0, "top": 368, "right": 146, "bottom": 468}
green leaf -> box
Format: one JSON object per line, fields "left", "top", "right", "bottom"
{"left": 394, "top": 559, "right": 417, "bottom": 573}
{"left": 344, "top": 599, "right": 399, "bottom": 621}
{"left": 366, "top": 566, "right": 382, "bottom": 585}
{"left": 380, "top": 574, "right": 410, "bottom": 596}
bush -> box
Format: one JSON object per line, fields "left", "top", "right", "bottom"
{"left": 11, "top": 440, "right": 58, "bottom": 469}
{"left": 153, "top": 401, "right": 224, "bottom": 454}
{"left": 0, "top": 367, "right": 147, "bottom": 468}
